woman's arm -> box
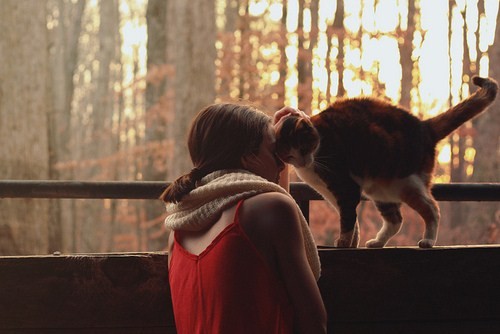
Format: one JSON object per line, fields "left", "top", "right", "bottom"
{"left": 244, "top": 193, "right": 327, "bottom": 333}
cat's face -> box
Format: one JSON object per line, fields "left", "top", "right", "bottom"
{"left": 275, "top": 115, "right": 320, "bottom": 168}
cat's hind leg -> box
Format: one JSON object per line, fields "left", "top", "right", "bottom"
{"left": 400, "top": 177, "right": 440, "bottom": 248}
{"left": 366, "top": 202, "right": 403, "bottom": 248}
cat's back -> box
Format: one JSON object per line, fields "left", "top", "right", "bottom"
{"left": 311, "top": 97, "right": 425, "bottom": 144}
{"left": 313, "top": 97, "right": 418, "bottom": 129}
{"left": 311, "top": 97, "right": 434, "bottom": 178}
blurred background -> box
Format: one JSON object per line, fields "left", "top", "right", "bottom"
{"left": 0, "top": 0, "right": 498, "bottom": 255}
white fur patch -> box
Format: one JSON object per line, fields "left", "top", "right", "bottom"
{"left": 295, "top": 166, "right": 339, "bottom": 211}
{"left": 350, "top": 173, "right": 427, "bottom": 203}
{"left": 286, "top": 148, "right": 315, "bottom": 168}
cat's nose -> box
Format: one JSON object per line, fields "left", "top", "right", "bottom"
{"left": 296, "top": 156, "right": 314, "bottom": 168}
{"left": 276, "top": 157, "right": 286, "bottom": 171}
{"left": 279, "top": 160, "right": 286, "bottom": 171}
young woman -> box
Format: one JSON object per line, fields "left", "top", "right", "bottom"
{"left": 161, "top": 103, "right": 326, "bottom": 333}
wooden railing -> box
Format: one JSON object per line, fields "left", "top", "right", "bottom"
{"left": 1, "top": 180, "right": 499, "bottom": 220}
{"left": 1, "top": 181, "right": 500, "bottom": 333}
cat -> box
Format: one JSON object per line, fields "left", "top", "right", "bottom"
{"left": 275, "top": 76, "right": 498, "bottom": 248}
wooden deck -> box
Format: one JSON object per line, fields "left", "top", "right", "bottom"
{"left": 1, "top": 246, "right": 500, "bottom": 333}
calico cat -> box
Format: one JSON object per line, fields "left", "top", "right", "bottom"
{"left": 276, "top": 76, "right": 497, "bottom": 248}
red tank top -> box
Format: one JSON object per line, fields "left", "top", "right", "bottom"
{"left": 169, "top": 200, "right": 294, "bottom": 334}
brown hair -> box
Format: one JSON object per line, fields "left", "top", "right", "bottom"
{"left": 160, "top": 103, "right": 271, "bottom": 203}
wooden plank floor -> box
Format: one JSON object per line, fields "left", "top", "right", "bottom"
{"left": 1, "top": 246, "right": 500, "bottom": 333}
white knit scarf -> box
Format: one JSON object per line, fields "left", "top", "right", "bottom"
{"left": 164, "top": 169, "right": 321, "bottom": 280}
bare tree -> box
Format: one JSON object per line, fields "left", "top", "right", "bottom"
{"left": 398, "top": 0, "right": 416, "bottom": 109}
{"left": 75, "top": 0, "right": 120, "bottom": 252}
{"left": 165, "top": 0, "right": 217, "bottom": 179}
{"left": 277, "top": 0, "right": 288, "bottom": 107}
{"left": 144, "top": 0, "right": 169, "bottom": 250}
{"left": 218, "top": 0, "right": 239, "bottom": 99}
{"left": 448, "top": 1, "right": 468, "bottom": 227}
{"left": 297, "top": 0, "right": 319, "bottom": 113}
{"left": 47, "top": 0, "right": 87, "bottom": 253}
{"left": 331, "top": 0, "right": 345, "bottom": 99}
{"left": 48, "top": 0, "right": 86, "bottom": 175}
{"left": 470, "top": 4, "right": 500, "bottom": 235}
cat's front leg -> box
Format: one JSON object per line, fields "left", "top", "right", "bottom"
{"left": 336, "top": 220, "right": 360, "bottom": 247}
{"left": 335, "top": 196, "right": 361, "bottom": 248}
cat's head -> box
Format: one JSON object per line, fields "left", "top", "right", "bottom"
{"left": 275, "top": 115, "right": 320, "bottom": 168}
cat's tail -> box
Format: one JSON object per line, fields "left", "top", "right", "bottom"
{"left": 426, "top": 76, "right": 498, "bottom": 143}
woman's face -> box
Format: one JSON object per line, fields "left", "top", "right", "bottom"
{"left": 242, "top": 124, "right": 285, "bottom": 183}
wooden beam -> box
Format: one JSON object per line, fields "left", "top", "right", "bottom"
{"left": 0, "top": 253, "right": 174, "bottom": 333}
{"left": 318, "top": 246, "right": 500, "bottom": 333}
{"left": 1, "top": 246, "right": 500, "bottom": 333}
{"left": 0, "top": 181, "right": 499, "bottom": 201}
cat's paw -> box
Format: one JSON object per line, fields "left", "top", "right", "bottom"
{"left": 418, "top": 239, "right": 435, "bottom": 248}
{"left": 335, "top": 237, "right": 357, "bottom": 248}
{"left": 352, "top": 224, "right": 360, "bottom": 247}
{"left": 365, "top": 239, "right": 385, "bottom": 248}
{"left": 335, "top": 229, "right": 359, "bottom": 248}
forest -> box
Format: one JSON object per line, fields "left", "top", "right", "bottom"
{"left": 0, "top": 0, "right": 499, "bottom": 255}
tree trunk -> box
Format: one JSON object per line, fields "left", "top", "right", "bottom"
{"left": 145, "top": 0, "right": 168, "bottom": 176}
{"left": 450, "top": 3, "right": 473, "bottom": 228}
{"left": 144, "top": 0, "right": 169, "bottom": 250}
{"left": 47, "top": 0, "right": 87, "bottom": 253}
{"left": 398, "top": 0, "right": 416, "bottom": 109}
{"left": 333, "top": 0, "right": 345, "bottom": 98}
{"left": 166, "top": 0, "right": 217, "bottom": 179}
{"left": 219, "top": 0, "right": 239, "bottom": 99}
{"left": 297, "top": 0, "right": 318, "bottom": 113}
{"left": 48, "top": 0, "right": 86, "bottom": 173}
{"left": 0, "top": 0, "right": 51, "bottom": 255}
{"left": 238, "top": 1, "right": 251, "bottom": 100}
{"left": 277, "top": 0, "right": 288, "bottom": 107}
{"left": 78, "top": 0, "right": 119, "bottom": 252}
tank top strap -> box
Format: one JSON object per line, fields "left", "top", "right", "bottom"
{"left": 233, "top": 199, "right": 245, "bottom": 226}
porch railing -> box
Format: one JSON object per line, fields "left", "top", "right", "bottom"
{"left": 1, "top": 181, "right": 499, "bottom": 220}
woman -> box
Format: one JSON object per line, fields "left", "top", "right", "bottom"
{"left": 161, "top": 103, "right": 326, "bottom": 333}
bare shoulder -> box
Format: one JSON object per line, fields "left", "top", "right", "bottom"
{"left": 240, "top": 192, "right": 301, "bottom": 236}
{"left": 243, "top": 192, "right": 297, "bottom": 218}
